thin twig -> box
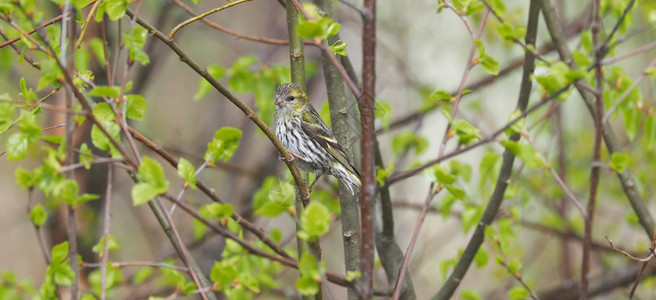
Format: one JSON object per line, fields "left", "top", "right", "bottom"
{"left": 83, "top": 261, "right": 188, "bottom": 272}
{"left": 391, "top": 184, "right": 438, "bottom": 300}
{"left": 603, "top": 58, "right": 656, "bottom": 124}
{"left": 168, "top": 0, "right": 252, "bottom": 39}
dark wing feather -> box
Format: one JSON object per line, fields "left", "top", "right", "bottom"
{"left": 301, "top": 108, "right": 360, "bottom": 178}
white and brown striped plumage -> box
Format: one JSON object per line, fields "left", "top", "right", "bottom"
{"left": 273, "top": 83, "right": 360, "bottom": 194}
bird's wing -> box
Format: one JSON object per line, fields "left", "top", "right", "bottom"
{"left": 301, "top": 109, "right": 360, "bottom": 178}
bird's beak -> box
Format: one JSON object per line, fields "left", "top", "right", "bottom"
{"left": 275, "top": 97, "right": 284, "bottom": 107}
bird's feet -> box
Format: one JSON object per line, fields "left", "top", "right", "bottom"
{"left": 279, "top": 151, "right": 310, "bottom": 162}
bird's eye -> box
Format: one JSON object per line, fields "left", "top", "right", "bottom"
{"left": 286, "top": 95, "right": 295, "bottom": 101}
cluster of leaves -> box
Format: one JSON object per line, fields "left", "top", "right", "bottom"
{"left": 193, "top": 56, "right": 294, "bottom": 126}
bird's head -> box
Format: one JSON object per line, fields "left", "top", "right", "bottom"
{"left": 275, "top": 83, "right": 308, "bottom": 114}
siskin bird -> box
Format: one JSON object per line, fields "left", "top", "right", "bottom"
{"left": 273, "top": 83, "right": 361, "bottom": 194}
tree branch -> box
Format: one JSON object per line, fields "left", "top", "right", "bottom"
{"left": 432, "top": 1, "right": 540, "bottom": 298}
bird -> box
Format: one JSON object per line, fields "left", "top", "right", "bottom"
{"left": 273, "top": 83, "right": 360, "bottom": 194}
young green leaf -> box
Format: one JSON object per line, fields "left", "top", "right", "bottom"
{"left": 194, "top": 65, "right": 226, "bottom": 100}
{"left": 29, "top": 204, "right": 47, "bottom": 226}
{"left": 131, "top": 156, "right": 170, "bottom": 205}
{"left": 91, "top": 235, "right": 121, "bottom": 253}
{"left": 459, "top": 289, "right": 482, "bottom": 300}
{"left": 253, "top": 177, "right": 294, "bottom": 217}
{"left": 452, "top": 119, "right": 481, "bottom": 145}
{"left": 298, "top": 202, "right": 331, "bottom": 241}
{"left": 126, "top": 94, "right": 147, "bottom": 120}
{"left": 609, "top": 152, "right": 629, "bottom": 173}
{"left": 204, "top": 127, "right": 243, "bottom": 163}
{"left": 296, "top": 253, "right": 321, "bottom": 296}
{"left": 177, "top": 158, "right": 197, "bottom": 190}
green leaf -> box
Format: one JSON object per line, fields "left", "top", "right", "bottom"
{"left": 299, "top": 202, "right": 331, "bottom": 241}
{"left": 29, "top": 204, "right": 47, "bottom": 226}
{"left": 486, "top": 0, "right": 506, "bottom": 17}
{"left": 16, "top": 167, "right": 33, "bottom": 189}
{"left": 508, "top": 286, "right": 530, "bottom": 300}
{"left": 391, "top": 131, "right": 428, "bottom": 155}
{"left": 6, "top": 132, "right": 29, "bottom": 161}
{"left": 645, "top": 115, "right": 656, "bottom": 149}
{"left": 473, "top": 248, "right": 488, "bottom": 268}
{"left": 440, "top": 258, "right": 456, "bottom": 280}
{"left": 211, "top": 261, "right": 238, "bottom": 290}
{"left": 74, "top": 193, "right": 99, "bottom": 205}
{"left": 429, "top": 89, "right": 452, "bottom": 101}
{"left": 645, "top": 67, "right": 656, "bottom": 78}
{"left": 132, "top": 183, "right": 158, "bottom": 206}
{"left": 345, "top": 271, "right": 361, "bottom": 282}
{"left": 253, "top": 177, "right": 295, "bottom": 217}
{"left": 0, "top": 101, "right": 15, "bottom": 129}
{"left": 126, "top": 94, "right": 147, "bottom": 120}
{"left": 505, "top": 109, "right": 525, "bottom": 136}
{"left": 194, "top": 65, "right": 226, "bottom": 100}
{"left": 501, "top": 140, "right": 547, "bottom": 169}
{"left": 89, "top": 86, "right": 121, "bottom": 98}
{"left": 132, "top": 267, "right": 154, "bottom": 284}
{"left": 199, "top": 202, "right": 234, "bottom": 219}
{"left": 204, "top": 127, "right": 243, "bottom": 163}
{"left": 177, "top": 158, "right": 197, "bottom": 190}
{"left": 496, "top": 24, "right": 525, "bottom": 40}
{"left": 452, "top": 120, "right": 481, "bottom": 145}
{"left": 89, "top": 38, "right": 107, "bottom": 67}
{"left": 376, "top": 161, "right": 394, "bottom": 186}
{"left": 54, "top": 179, "right": 80, "bottom": 205}
{"left": 461, "top": 205, "right": 482, "bottom": 232}
{"left": 51, "top": 242, "right": 69, "bottom": 264}
{"left": 296, "top": 253, "right": 321, "bottom": 296}
{"left": 440, "top": 194, "right": 457, "bottom": 219}
{"left": 326, "top": 22, "right": 341, "bottom": 36}
{"left": 507, "top": 258, "right": 522, "bottom": 274}
{"left": 329, "top": 40, "right": 347, "bottom": 56}
{"left": 434, "top": 165, "right": 457, "bottom": 185}
{"left": 450, "top": 160, "right": 472, "bottom": 182}
{"left": 580, "top": 30, "right": 593, "bottom": 54}
{"left": 92, "top": 235, "right": 120, "bottom": 253}
{"left": 124, "top": 26, "right": 149, "bottom": 65}
{"left": 459, "top": 289, "right": 482, "bottom": 300}
{"left": 624, "top": 106, "right": 642, "bottom": 141}
{"left": 132, "top": 156, "right": 170, "bottom": 205}
{"left": 18, "top": 110, "right": 42, "bottom": 143}
{"left": 375, "top": 101, "right": 392, "bottom": 130}
{"left": 319, "top": 101, "right": 331, "bottom": 127}
{"left": 79, "top": 143, "right": 93, "bottom": 170}
{"left": 297, "top": 17, "right": 334, "bottom": 39}
{"left": 446, "top": 184, "right": 466, "bottom": 200}
{"left": 105, "top": 0, "right": 127, "bottom": 21}
{"left": 609, "top": 152, "right": 629, "bottom": 173}
{"left": 90, "top": 121, "right": 121, "bottom": 154}
{"left": 480, "top": 54, "right": 499, "bottom": 75}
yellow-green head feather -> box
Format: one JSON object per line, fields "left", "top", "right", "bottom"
{"left": 275, "top": 83, "right": 309, "bottom": 115}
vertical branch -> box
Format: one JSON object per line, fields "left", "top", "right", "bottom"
{"left": 312, "top": 0, "right": 361, "bottom": 298}
{"left": 554, "top": 105, "right": 573, "bottom": 279}
{"left": 539, "top": 0, "right": 655, "bottom": 238}
{"left": 581, "top": 0, "right": 605, "bottom": 298}
{"left": 432, "top": 0, "right": 540, "bottom": 298}
{"left": 286, "top": 0, "right": 306, "bottom": 88}
{"left": 375, "top": 140, "right": 417, "bottom": 300}
{"left": 359, "top": 0, "right": 376, "bottom": 298}
{"left": 100, "top": 165, "right": 113, "bottom": 300}
{"left": 285, "top": 2, "right": 321, "bottom": 299}
{"left": 61, "top": 1, "right": 78, "bottom": 298}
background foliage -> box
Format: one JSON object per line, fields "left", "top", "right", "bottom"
{"left": 1, "top": 0, "right": 656, "bottom": 299}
